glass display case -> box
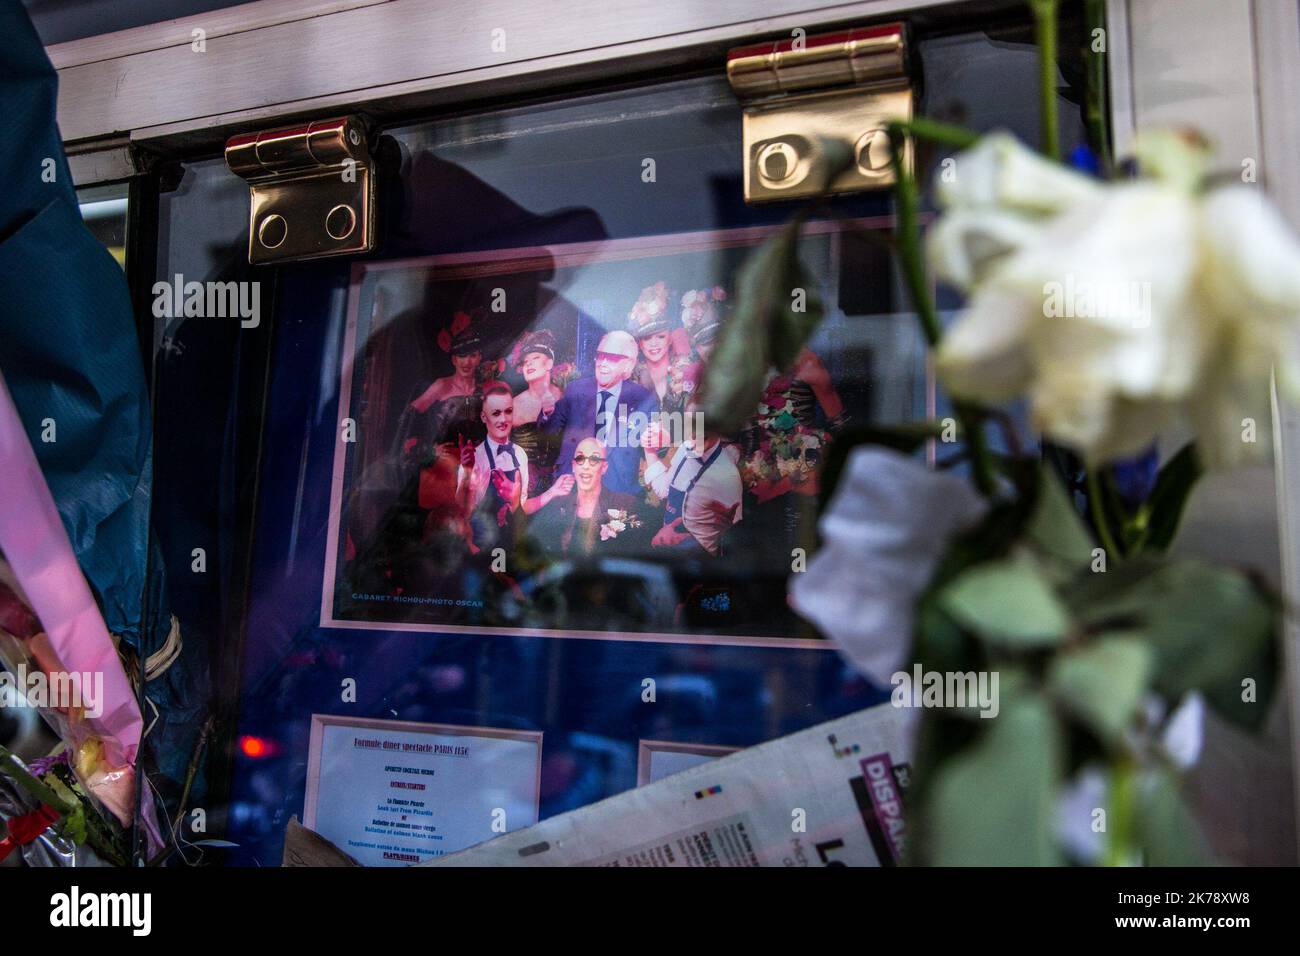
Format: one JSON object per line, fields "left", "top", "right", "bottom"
{"left": 129, "top": 10, "right": 1094, "bottom": 865}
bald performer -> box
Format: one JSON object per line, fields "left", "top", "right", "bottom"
{"left": 539, "top": 330, "right": 659, "bottom": 495}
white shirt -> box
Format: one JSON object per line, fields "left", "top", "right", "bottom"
{"left": 457, "top": 438, "right": 530, "bottom": 510}
{"left": 644, "top": 440, "right": 743, "bottom": 555}
{"left": 594, "top": 381, "right": 623, "bottom": 439}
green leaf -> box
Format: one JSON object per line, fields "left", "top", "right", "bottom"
{"left": 939, "top": 558, "right": 1070, "bottom": 647}
{"left": 57, "top": 801, "right": 88, "bottom": 846}
{"left": 1048, "top": 636, "right": 1153, "bottom": 745}
{"left": 912, "top": 599, "right": 978, "bottom": 678}
{"left": 699, "top": 216, "right": 822, "bottom": 435}
{"left": 1067, "top": 558, "right": 1277, "bottom": 729}
{"left": 1027, "top": 465, "right": 1095, "bottom": 567}
{"left": 1136, "top": 767, "right": 1215, "bottom": 866}
{"left": 1140, "top": 443, "right": 1203, "bottom": 552}
{"left": 924, "top": 691, "right": 1064, "bottom": 865}
{"left": 699, "top": 139, "right": 852, "bottom": 437}
{"left": 1200, "top": 629, "right": 1277, "bottom": 732}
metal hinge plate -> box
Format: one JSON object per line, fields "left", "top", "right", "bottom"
{"left": 225, "top": 116, "right": 374, "bottom": 265}
{"left": 728, "top": 24, "right": 913, "bottom": 203}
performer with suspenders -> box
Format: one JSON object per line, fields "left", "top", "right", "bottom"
{"left": 641, "top": 400, "right": 743, "bottom": 556}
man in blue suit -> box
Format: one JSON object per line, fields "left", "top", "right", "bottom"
{"left": 540, "top": 330, "right": 658, "bottom": 495}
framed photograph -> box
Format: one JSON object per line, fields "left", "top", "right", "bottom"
{"left": 636, "top": 740, "right": 740, "bottom": 786}
{"left": 303, "top": 714, "right": 543, "bottom": 866}
{"left": 322, "top": 218, "right": 927, "bottom": 645}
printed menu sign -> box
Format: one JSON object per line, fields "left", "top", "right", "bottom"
{"left": 304, "top": 715, "right": 541, "bottom": 866}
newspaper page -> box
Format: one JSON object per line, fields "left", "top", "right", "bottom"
{"left": 425, "top": 702, "right": 911, "bottom": 867}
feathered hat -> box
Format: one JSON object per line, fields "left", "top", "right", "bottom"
{"left": 626, "top": 281, "right": 676, "bottom": 338}
{"left": 438, "top": 310, "right": 482, "bottom": 356}
{"left": 511, "top": 328, "right": 557, "bottom": 367}
{"left": 680, "top": 286, "right": 729, "bottom": 347}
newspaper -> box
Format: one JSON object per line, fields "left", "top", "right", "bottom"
{"left": 426, "top": 702, "right": 911, "bottom": 867}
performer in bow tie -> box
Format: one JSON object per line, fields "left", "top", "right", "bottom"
{"left": 458, "top": 381, "right": 573, "bottom": 553}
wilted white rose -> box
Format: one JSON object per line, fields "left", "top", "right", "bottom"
{"left": 931, "top": 130, "right": 1300, "bottom": 466}
{"left": 929, "top": 132, "right": 1101, "bottom": 290}
{"left": 789, "top": 447, "right": 988, "bottom": 684}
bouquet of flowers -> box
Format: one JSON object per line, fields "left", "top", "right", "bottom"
{"left": 0, "top": 375, "right": 162, "bottom": 864}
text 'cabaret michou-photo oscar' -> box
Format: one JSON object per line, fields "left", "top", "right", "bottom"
{"left": 323, "top": 221, "right": 913, "bottom": 643}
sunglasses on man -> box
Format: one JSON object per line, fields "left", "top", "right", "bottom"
{"left": 572, "top": 453, "right": 606, "bottom": 465}
{"left": 594, "top": 350, "right": 631, "bottom": 365}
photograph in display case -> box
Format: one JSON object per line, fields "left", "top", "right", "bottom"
{"left": 322, "top": 219, "right": 921, "bottom": 644}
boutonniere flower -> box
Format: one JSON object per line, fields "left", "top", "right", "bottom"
{"left": 600, "top": 509, "right": 642, "bottom": 540}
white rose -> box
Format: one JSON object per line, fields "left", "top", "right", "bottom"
{"left": 928, "top": 131, "right": 1101, "bottom": 291}
{"left": 931, "top": 130, "right": 1300, "bottom": 466}
{"left": 935, "top": 131, "right": 1102, "bottom": 214}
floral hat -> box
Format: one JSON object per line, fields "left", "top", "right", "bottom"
{"left": 681, "top": 286, "right": 728, "bottom": 346}
{"left": 438, "top": 310, "right": 482, "bottom": 355}
{"left": 626, "top": 281, "right": 676, "bottom": 338}
{"left": 509, "top": 328, "right": 556, "bottom": 367}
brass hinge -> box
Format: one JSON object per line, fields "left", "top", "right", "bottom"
{"left": 727, "top": 24, "right": 913, "bottom": 203}
{"left": 225, "top": 116, "right": 374, "bottom": 265}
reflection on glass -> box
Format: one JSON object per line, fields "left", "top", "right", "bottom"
{"left": 147, "top": 16, "right": 1077, "bottom": 861}
{"left": 77, "top": 186, "right": 127, "bottom": 269}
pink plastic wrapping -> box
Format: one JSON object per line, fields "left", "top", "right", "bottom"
{"left": 0, "top": 371, "right": 163, "bottom": 857}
